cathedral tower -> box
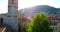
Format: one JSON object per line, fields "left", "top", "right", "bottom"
{"left": 8, "top": 0, "right": 18, "bottom": 32}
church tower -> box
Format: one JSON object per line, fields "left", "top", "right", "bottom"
{"left": 8, "top": 0, "right": 18, "bottom": 16}
{"left": 8, "top": 0, "right": 18, "bottom": 32}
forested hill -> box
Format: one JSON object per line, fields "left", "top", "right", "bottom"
{"left": 18, "top": 5, "right": 60, "bottom": 17}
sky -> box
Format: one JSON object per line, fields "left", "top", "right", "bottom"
{"left": 0, "top": 0, "right": 60, "bottom": 14}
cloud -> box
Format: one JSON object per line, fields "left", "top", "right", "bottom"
{"left": 0, "top": 0, "right": 8, "bottom": 14}
{"left": 18, "top": 0, "right": 60, "bottom": 10}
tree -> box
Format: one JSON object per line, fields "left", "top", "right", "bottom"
{"left": 26, "top": 13, "right": 53, "bottom": 32}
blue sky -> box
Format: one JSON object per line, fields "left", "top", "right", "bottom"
{"left": 0, "top": 0, "right": 60, "bottom": 14}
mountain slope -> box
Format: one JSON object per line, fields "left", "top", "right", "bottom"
{"left": 18, "top": 5, "right": 60, "bottom": 17}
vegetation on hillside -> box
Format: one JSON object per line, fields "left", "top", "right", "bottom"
{"left": 26, "top": 13, "right": 53, "bottom": 32}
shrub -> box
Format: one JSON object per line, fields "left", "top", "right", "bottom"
{"left": 26, "top": 13, "right": 53, "bottom": 32}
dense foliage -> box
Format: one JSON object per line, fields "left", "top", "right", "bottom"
{"left": 26, "top": 13, "right": 53, "bottom": 32}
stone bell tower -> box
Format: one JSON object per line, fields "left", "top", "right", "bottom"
{"left": 8, "top": 0, "right": 18, "bottom": 32}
